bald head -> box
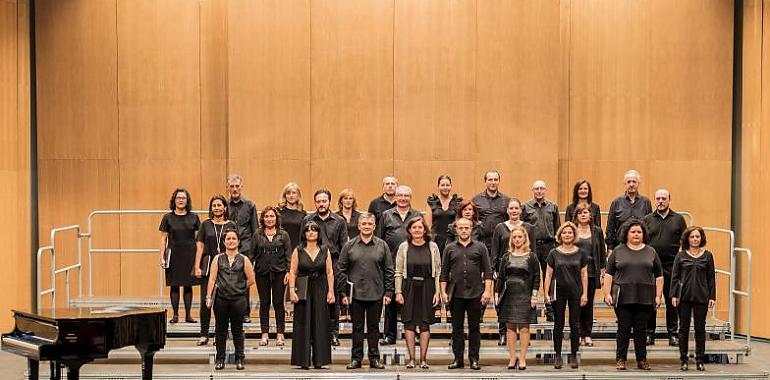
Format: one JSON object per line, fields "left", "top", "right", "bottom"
{"left": 623, "top": 170, "right": 641, "bottom": 196}
{"left": 532, "top": 180, "right": 547, "bottom": 201}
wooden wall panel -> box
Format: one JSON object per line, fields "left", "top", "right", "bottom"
{"left": 228, "top": 0, "right": 310, "bottom": 207}
{"left": 0, "top": 0, "right": 31, "bottom": 329}
{"left": 117, "top": 0, "right": 201, "bottom": 296}
{"left": 477, "top": 0, "right": 562, "bottom": 201}
{"left": 393, "top": 0, "right": 476, "bottom": 206}
{"left": 310, "top": 0, "right": 394, "bottom": 199}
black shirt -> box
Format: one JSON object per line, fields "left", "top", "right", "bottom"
{"left": 196, "top": 219, "right": 236, "bottom": 274}
{"left": 427, "top": 193, "right": 463, "bottom": 252}
{"left": 643, "top": 210, "right": 687, "bottom": 266}
{"left": 279, "top": 207, "right": 306, "bottom": 251}
{"left": 574, "top": 225, "right": 607, "bottom": 279}
{"left": 336, "top": 209, "right": 362, "bottom": 239}
{"left": 606, "top": 245, "right": 663, "bottom": 305}
{"left": 546, "top": 248, "right": 587, "bottom": 299}
{"left": 440, "top": 240, "right": 493, "bottom": 299}
{"left": 490, "top": 221, "right": 537, "bottom": 270}
{"left": 376, "top": 207, "right": 420, "bottom": 257}
{"left": 337, "top": 235, "right": 395, "bottom": 301}
{"left": 252, "top": 228, "right": 292, "bottom": 274}
{"left": 670, "top": 250, "right": 716, "bottom": 304}
{"left": 228, "top": 197, "right": 258, "bottom": 254}
{"left": 605, "top": 193, "right": 652, "bottom": 249}
{"left": 523, "top": 199, "right": 561, "bottom": 242}
{"left": 367, "top": 195, "right": 396, "bottom": 223}
{"left": 564, "top": 202, "right": 602, "bottom": 227}
{"left": 472, "top": 191, "right": 511, "bottom": 251}
{"left": 215, "top": 253, "right": 249, "bottom": 301}
{"left": 300, "top": 211, "right": 349, "bottom": 259}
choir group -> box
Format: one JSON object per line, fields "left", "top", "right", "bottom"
{"left": 158, "top": 170, "right": 716, "bottom": 372}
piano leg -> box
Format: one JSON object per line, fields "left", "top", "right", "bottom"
{"left": 60, "top": 360, "right": 89, "bottom": 380}
{"left": 26, "top": 359, "right": 38, "bottom": 380}
{"left": 135, "top": 344, "right": 159, "bottom": 380}
{"left": 49, "top": 360, "right": 61, "bottom": 380}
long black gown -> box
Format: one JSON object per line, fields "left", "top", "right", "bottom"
{"left": 290, "top": 247, "right": 332, "bottom": 368}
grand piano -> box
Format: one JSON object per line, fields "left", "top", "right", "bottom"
{"left": 1, "top": 307, "right": 166, "bottom": 380}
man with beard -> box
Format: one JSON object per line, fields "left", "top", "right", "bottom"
{"left": 472, "top": 171, "right": 510, "bottom": 253}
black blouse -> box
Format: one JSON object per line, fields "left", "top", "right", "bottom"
{"left": 564, "top": 202, "right": 602, "bottom": 228}
{"left": 336, "top": 209, "right": 361, "bottom": 239}
{"left": 670, "top": 250, "right": 716, "bottom": 304}
{"left": 606, "top": 245, "right": 663, "bottom": 306}
{"left": 279, "top": 207, "right": 306, "bottom": 251}
{"left": 546, "top": 248, "right": 587, "bottom": 299}
{"left": 427, "top": 194, "right": 463, "bottom": 251}
{"left": 252, "top": 228, "right": 292, "bottom": 274}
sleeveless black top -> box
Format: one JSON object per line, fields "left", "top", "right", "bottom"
{"left": 215, "top": 253, "right": 248, "bottom": 301}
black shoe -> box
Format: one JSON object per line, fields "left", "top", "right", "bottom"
{"left": 497, "top": 334, "right": 506, "bottom": 346}
{"left": 379, "top": 337, "right": 395, "bottom": 345}
{"left": 470, "top": 361, "right": 480, "bottom": 370}
{"left": 235, "top": 359, "right": 245, "bottom": 370}
{"left": 346, "top": 360, "right": 362, "bottom": 369}
{"left": 447, "top": 360, "right": 464, "bottom": 369}
{"left": 669, "top": 336, "right": 679, "bottom": 346}
{"left": 554, "top": 355, "right": 563, "bottom": 369}
{"left": 369, "top": 358, "right": 385, "bottom": 369}
{"left": 680, "top": 361, "right": 688, "bottom": 371}
{"left": 570, "top": 354, "right": 579, "bottom": 369}
{"left": 243, "top": 316, "right": 251, "bottom": 323}
{"left": 185, "top": 317, "right": 197, "bottom": 323}
{"left": 646, "top": 336, "right": 655, "bottom": 346}
{"left": 696, "top": 362, "right": 705, "bottom": 371}
{"left": 331, "top": 336, "right": 341, "bottom": 346}
{"left": 169, "top": 315, "right": 179, "bottom": 324}
{"left": 546, "top": 314, "right": 554, "bottom": 322}
{"left": 214, "top": 360, "right": 224, "bottom": 370}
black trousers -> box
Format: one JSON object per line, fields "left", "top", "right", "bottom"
{"left": 214, "top": 296, "right": 248, "bottom": 361}
{"left": 647, "top": 268, "right": 678, "bottom": 338}
{"left": 255, "top": 271, "right": 287, "bottom": 333}
{"left": 579, "top": 277, "right": 598, "bottom": 338}
{"left": 552, "top": 292, "right": 580, "bottom": 355}
{"left": 329, "top": 258, "right": 340, "bottom": 337}
{"left": 383, "top": 301, "right": 399, "bottom": 341}
{"left": 536, "top": 240, "right": 556, "bottom": 317}
{"left": 450, "top": 296, "right": 482, "bottom": 363}
{"left": 678, "top": 301, "right": 708, "bottom": 363}
{"left": 351, "top": 299, "right": 383, "bottom": 361}
{"left": 198, "top": 279, "right": 211, "bottom": 336}
{"left": 616, "top": 304, "right": 654, "bottom": 362}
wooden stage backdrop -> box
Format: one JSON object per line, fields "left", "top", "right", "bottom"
{"left": 2, "top": 0, "right": 766, "bottom": 337}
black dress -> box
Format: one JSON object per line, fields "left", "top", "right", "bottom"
{"left": 280, "top": 207, "right": 306, "bottom": 250}
{"left": 291, "top": 247, "right": 332, "bottom": 368}
{"left": 159, "top": 212, "right": 200, "bottom": 286}
{"left": 337, "top": 210, "right": 361, "bottom": 239}
{"left": 427, "top": 194, "right": 462, "bottom": 254}
{"left": 496, "top": 252, "right": 540, "bottom": 324}
{"left": 401, "top": 243, "right": 435, "bottom": 328}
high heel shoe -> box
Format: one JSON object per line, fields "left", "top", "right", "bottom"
{"left": 507, "top": 358, "right": 519, "bottom": 370}
{"left": 419, "top": 361, "right": 429, "bottom": 369}
{"left": 518, "top": 359, "right": 527, "bottom": 370}
{"left": 258, "top": 337, "right": 269, "bottom": 346}
{"left": 405, "top": 360, "right": 415, "bottom": 369}
{"left": 276, "top": 336, "right": 285, "bottom": 347}
{"left": 196, "top": 337, "right": 209, "bottom": 346}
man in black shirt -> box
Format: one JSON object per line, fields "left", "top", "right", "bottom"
{"left": 605, "top": 170, "right": 652, "bottom": 251}
{"left": 337, "top": 212, "right": 394, "bottom": 369}
{"left": 440, "top": 218, "right": 493, "bottom": 370}
{"left": 643, "top": 189, "right": 687, "bottom": 346}
{"left": 472, "top": 171, "right": 510, "bottom": 253}
{"left": 226, "top": 174, "right": 258, "bottom": 323}
{"left": 375, "top": 185, "right": 420, "bottom": 344}
{"left": 523, "top": 180, "right": 560, "bottom": 321}
{"left": 367, "top": 176, "right": 398, "bottom": 222}
{"left": 300, "top": 189, "right": 349, "bottom": 345}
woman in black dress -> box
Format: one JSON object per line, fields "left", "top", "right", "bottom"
{"left": 573, "top": 203, "right": 607, "bottom": 347}
{"left": 336, "top": 188, "right": 362, "bottom": 239}
{"left": 278, "top": 182, "right": 307, "bottom": 250}
{"left": 544, "top": 222, "right": 588, "bottom": 369}
{"left": 395, "top": 216, "right": 441, "bottom": 369}
{"left": 495, "top": 225, "right": 540, "bottom": 370}
{"left": 159, "top": 188, "right": 200, "bottom": 324}
{"left": 603, "top": 219, "right": 664, "bottom": 371}
{"left": 205, "top": 228, "right": 256, "bottom": 370}
{"left": 564, "top": 179, "right": 601, "bottom": 227}
{"left": 289, "top": 221, "right": 336, "bottom": 369}
{"left": 424, "top": 175, "right": 462, "bottom": 255}
{"left": 672, "top": 226, "right": 716, "bottom": 372}
{"left": 253, "top": 206, "right": 292, "bottom": 347}
{"left": 193, "top": 195, "right": 235, "bottom": 345}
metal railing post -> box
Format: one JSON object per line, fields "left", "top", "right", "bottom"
{"left": 734, "top": 248, "right": 752, "bottom": 349}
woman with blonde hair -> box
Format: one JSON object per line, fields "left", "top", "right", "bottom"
{"left": 278, "top": 182, "right": 306, "bottom": 250}
{"left": 494, "top": 225, "right": 540, "bottom": 370}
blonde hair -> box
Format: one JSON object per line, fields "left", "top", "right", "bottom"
{"left": 556, "top": 221, "right": 578, "bottom": 244}
{"left": 337, "top": 188, "right": 358, "bottom": 212}
{"left": 278, "top": 182, "right": 304, "bottom": 211}
{"left": 508, "top": 225, "right": 531, "bottom": 253}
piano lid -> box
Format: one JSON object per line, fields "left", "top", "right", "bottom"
{"left": 13, "top": 307, "right": 166, "bottom": 322}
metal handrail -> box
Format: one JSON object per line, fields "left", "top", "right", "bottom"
{"left": 733, "top": 248, "right": 752, "bottom": 350}
{"left": 35, "top": 225, "right": 83, "bottom": 313}
{"left": 86, "top": 210, "right": 207, "bottom": 297}
{"left": 558, "top": 210, "right": 695, "bottom": 225}
{"left": 702, "top": 227, "right": 736, "bottom": 333}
